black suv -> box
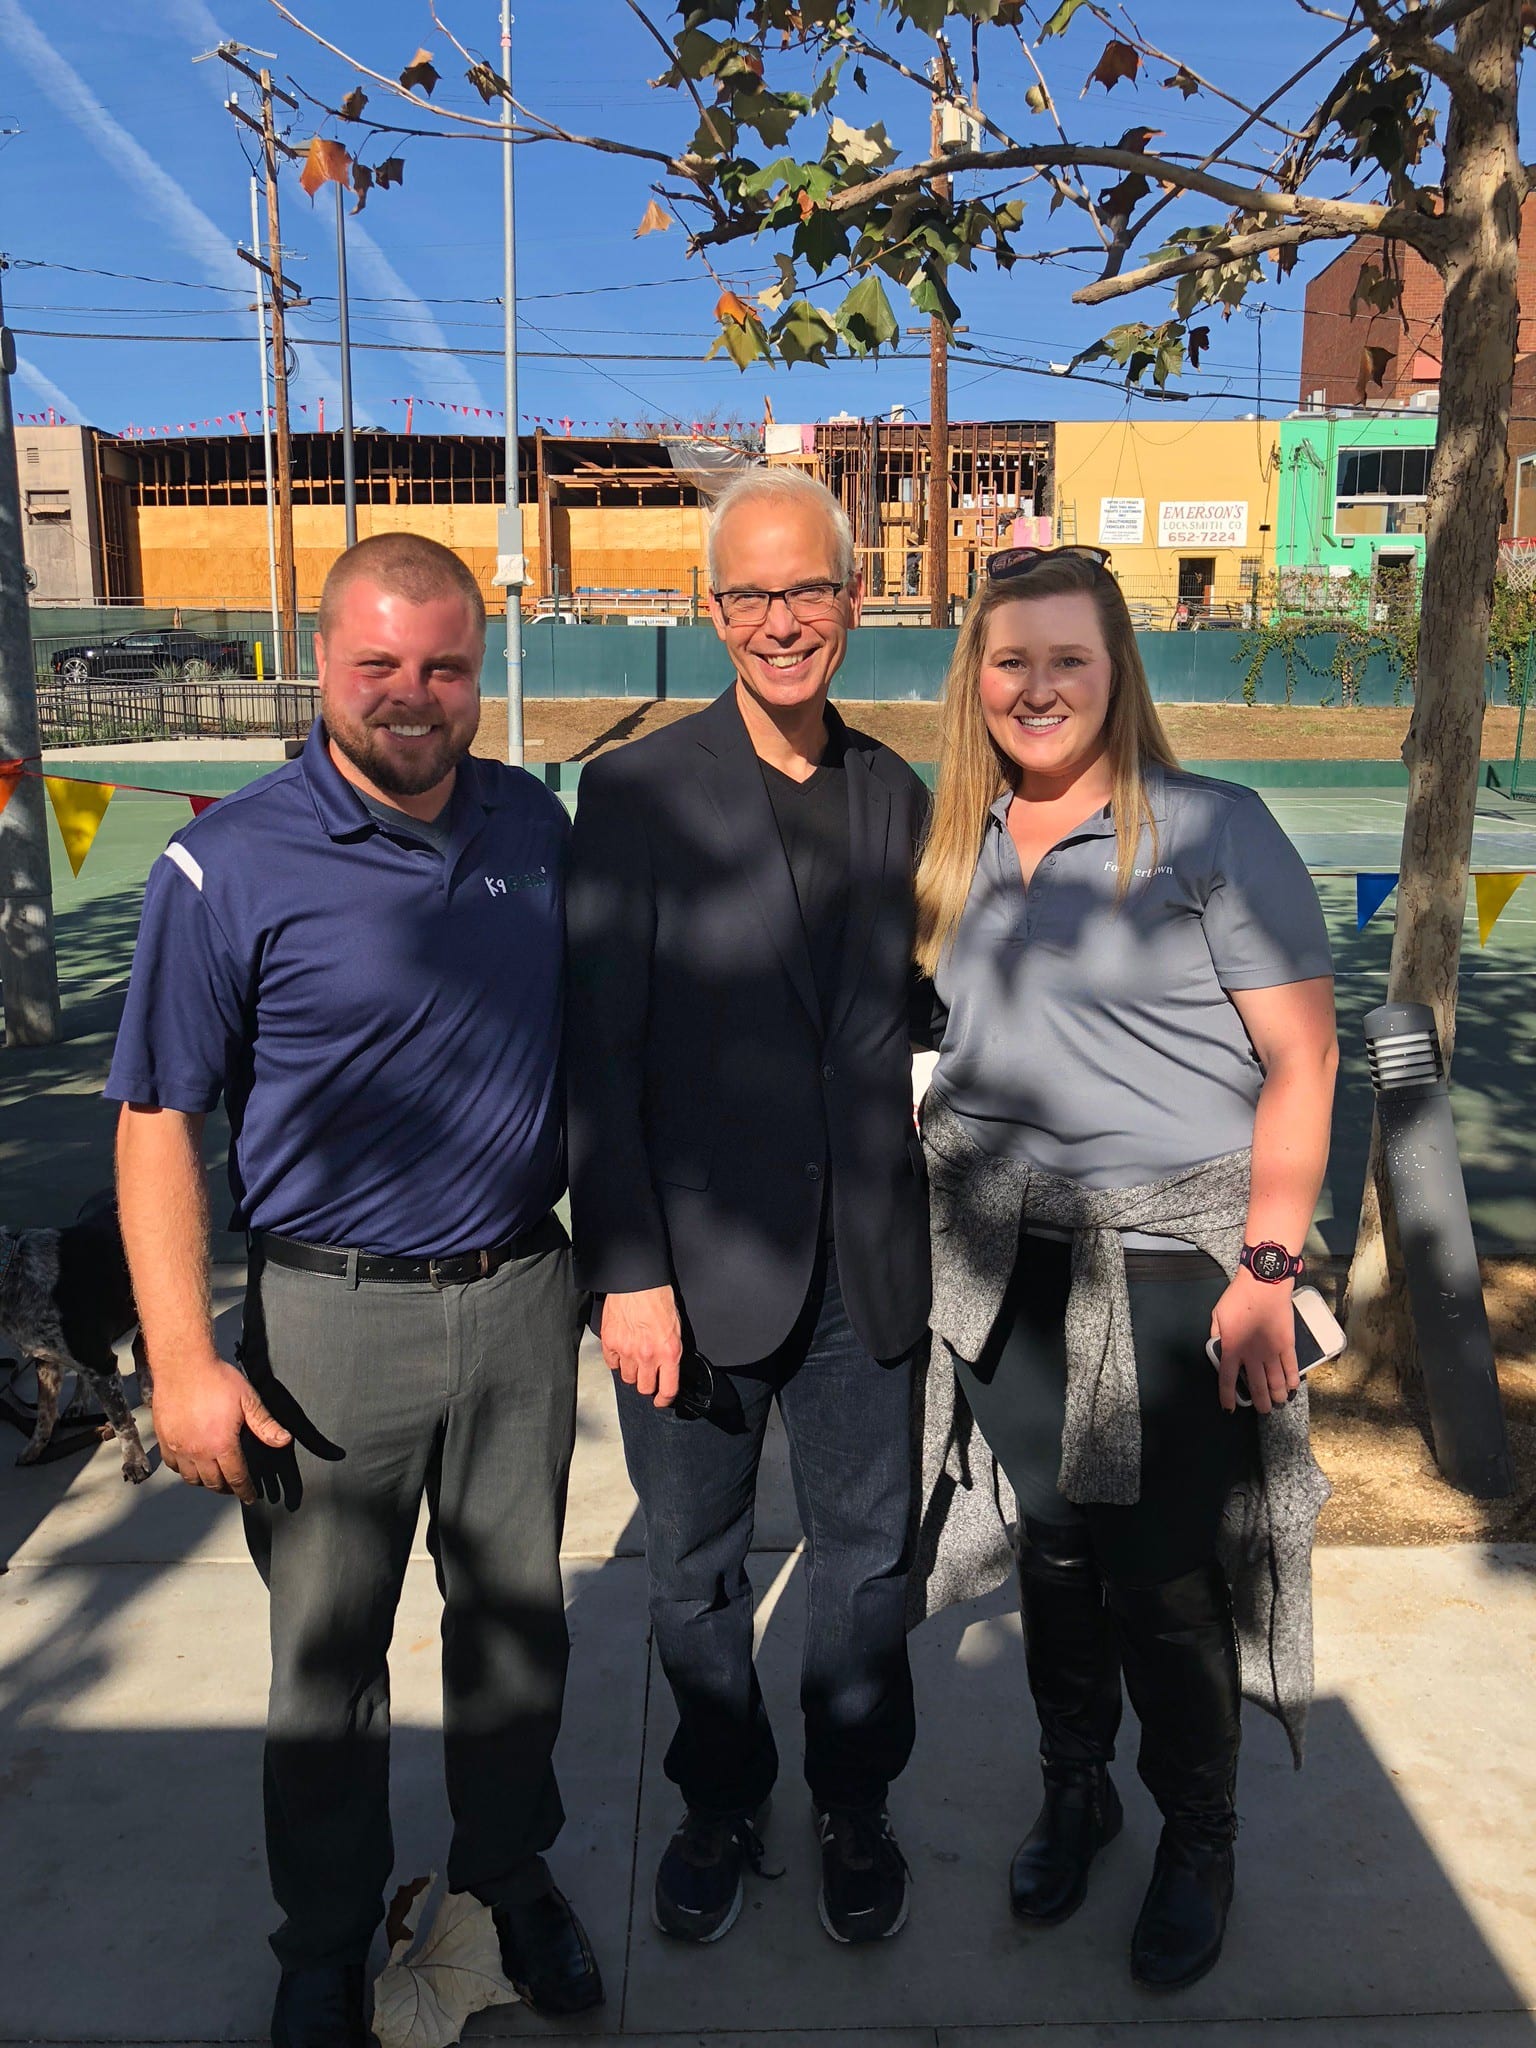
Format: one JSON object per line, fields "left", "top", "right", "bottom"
{"left": 50, "top": 627, "right": 248, "bottom": 685}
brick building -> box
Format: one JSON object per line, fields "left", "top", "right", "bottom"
{"left": 1299, "top": 201, "right": 1536, "bottom": 537}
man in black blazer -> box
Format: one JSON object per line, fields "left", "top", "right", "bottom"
{"left": 566, "top": 468, "right": 930, "bottom": 1948}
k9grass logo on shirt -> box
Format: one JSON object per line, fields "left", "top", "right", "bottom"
{"left": 484, "top": 866, "right": 549, "bottom": 898}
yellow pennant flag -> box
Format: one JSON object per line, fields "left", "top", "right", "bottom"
{"left": 45, "top": 775, "right": 114, "bottom": 877}
{"left": 1475, "top": 871, "right": 1527, "bottom": 947}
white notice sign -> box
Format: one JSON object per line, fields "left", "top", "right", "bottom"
{"left": 1098, "top": 497, "right": 1145, "bottom": 545}
{"left": 1158, "top": 500, "right": 1248, "bottom": 549}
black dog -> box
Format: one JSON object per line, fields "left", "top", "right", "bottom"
{"left": 0, "top": 1193, "right": 153, "bottom": 1483}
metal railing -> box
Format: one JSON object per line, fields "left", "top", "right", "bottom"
{"left": 37, "top": 680, "right": 320, "bottom": 747}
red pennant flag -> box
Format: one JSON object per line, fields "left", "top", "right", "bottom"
{"left": 188, "top": 794, "right": 220, "bottom": 817}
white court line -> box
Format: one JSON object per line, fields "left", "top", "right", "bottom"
{"left": 753, "top": 1541, "right": 805, "bottom": 1647}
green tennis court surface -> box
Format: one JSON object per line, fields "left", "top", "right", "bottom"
{"left": 6, "top": 784, "right": 1536, "bottom": 1254}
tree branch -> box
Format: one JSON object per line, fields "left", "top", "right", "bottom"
{"left": 1127, "top": 22, "right": 1363, "bottom": 245}
{"left": 1355, "top": 0, "right": 1474, "bottom": 92}
{"left": 1072, "top": 198, "right": 1452, "bottom": 303}
{"left": 264, "top": 0, "right": 686, "bottom": 171}
{"left": 621, "top": 0, "right": 735, "bottom": 161}
{"left": 696, "top": 138, "right": 1437, "bottom": 253}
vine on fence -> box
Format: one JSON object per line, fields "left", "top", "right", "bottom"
{"left": 1237, "top": 568, "right": 1536, "bottom": 709}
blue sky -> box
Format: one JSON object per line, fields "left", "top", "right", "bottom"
{"left": 0, "top": 1, "right": 1484, "bottom": 438}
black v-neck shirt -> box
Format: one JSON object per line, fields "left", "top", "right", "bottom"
{"left": 760, "top": 723, "right": 850, "bottom": 1026}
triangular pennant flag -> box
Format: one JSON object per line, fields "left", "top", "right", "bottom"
{"left": 1475, "top": 871, "right": 1527, "bottom": 947}
{"left": 1356, "top": 873, "right": 1399, "bottom": 930}
{"left": 45, "top": 776, "right": 114, "bottom": 877}
{"left": 188, "top": 794, "right": 219, "bottom": 816}
{"left": 0, "top": 759, "right": 23, "bottom": 821}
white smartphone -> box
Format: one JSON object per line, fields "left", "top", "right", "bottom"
{"left": 1205, "top": 1284, "right": 1347, "bottom": 1407}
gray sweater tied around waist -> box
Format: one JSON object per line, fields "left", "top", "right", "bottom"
{"left": 910, "top": 1090, "right": 1331, "bottom": 1767}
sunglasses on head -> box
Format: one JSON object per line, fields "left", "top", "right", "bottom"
{"left": 985, "top": 543, "right": 1112, "bottom": 584}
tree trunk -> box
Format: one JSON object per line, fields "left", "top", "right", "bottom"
{"left": 1344, "top": 0, "right": 1524, "bottom": 1386}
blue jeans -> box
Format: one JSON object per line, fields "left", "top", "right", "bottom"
{"left": 615, "top": 1242, "right": 916, "bottom": 1816}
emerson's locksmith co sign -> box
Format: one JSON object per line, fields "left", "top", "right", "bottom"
{"left": 1157, "top": 501, "right": 1249, "bottom": 549}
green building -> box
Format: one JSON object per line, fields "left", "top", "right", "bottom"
{"left": 1275, "top": 410, "right": 1439, "bottom": 608}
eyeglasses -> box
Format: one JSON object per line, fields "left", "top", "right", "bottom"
{"left": 712, "top": 580, "right": 847, "bottom": 627}
{"left": 986, "top": 544, "right": 1112, "bottom": 583}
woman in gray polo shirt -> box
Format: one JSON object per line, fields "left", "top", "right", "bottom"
{"left": 914, "top": 548, "right": 1336, "bottom": 1991}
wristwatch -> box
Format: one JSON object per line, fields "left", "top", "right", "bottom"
{"left": 1240, "top": 1240, "right": 1305, "bottom": 1284}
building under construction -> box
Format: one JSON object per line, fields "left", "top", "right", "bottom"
{"left": 767, "top": 416, "right": 1054, "bottom": 610}
{"left": 19, "top": 416, "right": 1054, "bottom": 620}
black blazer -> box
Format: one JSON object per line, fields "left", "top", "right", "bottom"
{"left": 566, "top": 687, "right": 932, "bottom": 1367}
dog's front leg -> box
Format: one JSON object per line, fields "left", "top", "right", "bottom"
{"left": 96, "top": 1367, "right": 152, "bottom": 1484}
{"left": 17, "top": 1356, "right": 63, "bottom": 1466}
{"left": 131, "top": 1328, "right": 153, "bottom": 1407}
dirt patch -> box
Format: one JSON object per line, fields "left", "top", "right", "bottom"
{"left": 1311, "top": 1261, "right": 1536, "bottom": 1545}
{"left": 478, "top": 698, "right": 1525, "bottom": 768}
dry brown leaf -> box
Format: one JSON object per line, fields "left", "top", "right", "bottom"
{"left": 339, "top": 87, "right": 367, "bottom": 122}
{"left": 635, "top": 198, "right": 672, "bottom": 237}
{"left": 400, "top": 47, "right": 439, "bottom": 96}
{"left": 797, "top": 188, "right": 815, "bottom": 221}
{"left": 1085, "top": 38, "right": 1140, "bottom": 93}
{"left": 375, "top": 157, "right": 405, "bottom": 190}
{"left": 372, "top": 1875, "right": 518, "bottom": 2048}
{"left": 1355, "top": 343, "right": 1394, "bottom": 403}
{"left": 351, "top": 162, "right": 373, "bottom": 213}
{"left": 298, "top": 135, "right": 351, "bottom": 198}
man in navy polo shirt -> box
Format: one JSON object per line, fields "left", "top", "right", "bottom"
{"left": 108, "top": 534, "right": 602, "bottom": 2046}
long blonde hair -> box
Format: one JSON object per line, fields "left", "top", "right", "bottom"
{"left": 915, "top": 553, "right": 1179, "bottom": 975}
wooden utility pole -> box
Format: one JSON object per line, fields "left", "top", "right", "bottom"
{"left": 927, "top": 83, "right": 951, "bottom": 628}
{"left": 258, "top": 70, "right": 298, "bottom": 676}
{"left": 220, "top": 49, "right": 303, "bottom": 676}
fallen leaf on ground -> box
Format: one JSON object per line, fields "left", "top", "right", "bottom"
{"left": 372, "top": 1874, "right": 519, "bottom": 2048}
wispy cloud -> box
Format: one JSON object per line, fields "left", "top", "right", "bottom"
{"left": 13, "top": 354, "right": 86, "bottom": 422}
{"left": 162, "top": 0, "right": 484, "bottom": 419}
{"left": 0, "top": 0, "right": 249, "bottom": 296}
{"left": 346, "top": 224, "right": 488, "bottom": 413}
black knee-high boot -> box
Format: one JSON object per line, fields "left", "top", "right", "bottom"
{"left": 1106, "top": 1563, "right": 1241, "bottom": 1990}
{"left": 1009, "top": 1517, "right": 1124, "bottom": 1924}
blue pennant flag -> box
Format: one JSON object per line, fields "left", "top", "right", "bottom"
{"left": 1356, "top": 873, "right": 1399, "bottom": 930}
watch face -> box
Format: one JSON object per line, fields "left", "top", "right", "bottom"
{"left": 1249, "top": 1242, "right": 1292, "bottom": 1282}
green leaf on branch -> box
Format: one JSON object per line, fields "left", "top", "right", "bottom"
{"left": 834, "top": 273, "right": 899, "bottom": 354}
{"left": 909, "top": 266, "right": 963, "bottom": 328}
{"left": 773, "top": 299, "right": 840, "bottom": 365}
{"left": 794, "top": 204, "right": 851, "bottom": 273}
{"left": 709, "top": 288, "right": 770, "bottom": 371}
{"left": 1040, "top": 0, "right": 1092, "bottom": 34}
{"left": 898, "top": 0, "right": 951, "bottom": 33}
{"left": 828, "top": 116, "right": 899, "bottom": 170}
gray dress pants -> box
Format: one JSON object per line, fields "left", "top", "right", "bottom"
{"left": 238, "top": 1216, "right": 583, "bottom": 1970}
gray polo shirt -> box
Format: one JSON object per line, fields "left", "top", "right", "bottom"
{"left": 930, "top": 767, "right": 1332, "bottom": 1219}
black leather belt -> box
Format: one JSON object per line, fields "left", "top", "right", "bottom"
{"left": 254, "top": 1214, "right": 556, "bottom": 1287}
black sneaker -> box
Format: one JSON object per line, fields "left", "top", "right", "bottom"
{"left": 816, "top": 1805, "right": 910, "bottom": 1944}
{"left": 653, "top": 1806, "right": 773, "bottom": 1943}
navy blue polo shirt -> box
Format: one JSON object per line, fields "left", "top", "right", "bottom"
{"left": 106, "top": 722, "right": 569, "bottom": 1258}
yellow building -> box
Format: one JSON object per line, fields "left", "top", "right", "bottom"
{"left": 1052, "top": 419, "right": 1280, "bottom": 627}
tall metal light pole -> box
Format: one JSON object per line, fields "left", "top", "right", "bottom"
{"left": 500, "top": 0, "right": 525, "bottom": 767}
{"left": 335, "top": 180, "right": 358, "bottom": 549}
{"left": 0, "top": 253, "right": 62, "bottom": 1045}
{"left": 250, "top": 178, "right": 283, "bottom": 678}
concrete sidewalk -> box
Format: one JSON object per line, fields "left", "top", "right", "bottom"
{"left": 1, "top": 1283, "right": 1533, "bottom": 2048}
